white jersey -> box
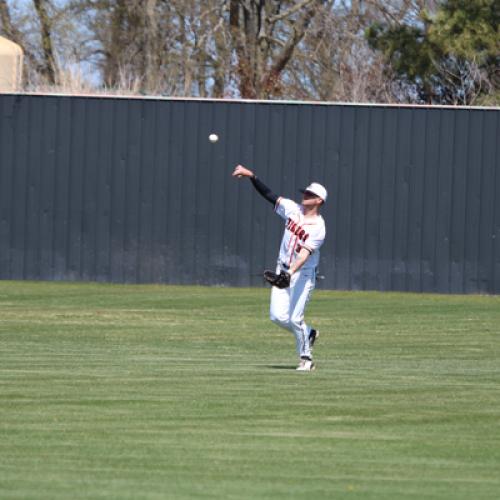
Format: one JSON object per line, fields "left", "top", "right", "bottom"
{"left": 274, "top": 197, "right": 326, "bottom": 270}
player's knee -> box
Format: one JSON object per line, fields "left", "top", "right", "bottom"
{"left": 270, "top": 311, "right": 290, "bottom": 329}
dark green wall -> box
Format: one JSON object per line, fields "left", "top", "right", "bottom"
{"left": 0, "top": 94, "right": 499, "bottom": 293}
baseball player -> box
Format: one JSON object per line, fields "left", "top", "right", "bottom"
{"left": 232, "top": 164, "right": 327, "bottom": 371}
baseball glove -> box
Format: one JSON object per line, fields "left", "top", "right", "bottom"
{"left": 264, "top": 270, "right": 291, "bottom": 289}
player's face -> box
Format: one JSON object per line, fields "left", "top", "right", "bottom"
{"left": 302, "top": 191, "right": 322, "bottom": 207}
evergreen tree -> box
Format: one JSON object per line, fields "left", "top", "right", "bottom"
{"left": 367, "top": 0, "right": 500, "bottom": 104}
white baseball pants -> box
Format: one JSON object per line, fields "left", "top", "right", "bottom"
{"left": 269, "top": 265, "right": 316, "bottom": 359}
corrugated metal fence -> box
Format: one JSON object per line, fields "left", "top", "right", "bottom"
{"left": 0, "top": 94, "right": 499, "bottom": 293}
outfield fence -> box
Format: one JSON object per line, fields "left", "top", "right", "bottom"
{"left": 0, "top": 94, "right": 499, "bottom": 293}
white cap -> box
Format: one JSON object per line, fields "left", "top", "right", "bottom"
{"left": 300, "top": 182, "right": 328, "bottom": 202}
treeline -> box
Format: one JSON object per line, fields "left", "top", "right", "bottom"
{"left": 1, "top": 0, "right": 498, "bottom": 105}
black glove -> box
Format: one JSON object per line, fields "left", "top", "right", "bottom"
{"left": 264, "top": 270, "right": 291, "bottom": 289}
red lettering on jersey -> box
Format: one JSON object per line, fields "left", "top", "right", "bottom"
{"left": 286, "top": 218, "right": 309, "bottom": 242}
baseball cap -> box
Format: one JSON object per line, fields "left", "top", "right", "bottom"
{"left": 300, "top": 182, "right": 328, "bottom": 202}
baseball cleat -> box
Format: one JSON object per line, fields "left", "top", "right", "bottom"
{"left": 309, "top": 328, "right": 319, "bottom": 347}
{"left": 296, "top": 359, "right": 315, "bottom": 371}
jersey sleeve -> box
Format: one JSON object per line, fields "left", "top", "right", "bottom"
{"left": 302, "top": 223, "right": 326, "bottom": 254}
{"left": 274, "top": 197, "right": 300, "bottom": 221}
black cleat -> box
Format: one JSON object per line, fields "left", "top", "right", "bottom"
{"left": 309, "top": 329, "right": 319, "bottom": 347}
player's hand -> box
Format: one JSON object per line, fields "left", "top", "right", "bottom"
{"left": 232, "top": 164, "right": 254, "bottom": 178}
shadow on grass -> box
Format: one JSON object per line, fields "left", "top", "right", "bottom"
{"left": 267, "top": 365, "right": 297, "bottom": 370}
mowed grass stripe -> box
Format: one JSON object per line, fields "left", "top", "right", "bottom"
{"left": 0, "top": 280, "right": 499, "bottom": 499}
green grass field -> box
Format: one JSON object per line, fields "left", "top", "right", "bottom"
{"left": 1, "top": 281, "right": 499, "bottom": 499}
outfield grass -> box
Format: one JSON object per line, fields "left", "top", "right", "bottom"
{"left": 0, "top": 281, "right": 499, "bottom": 499}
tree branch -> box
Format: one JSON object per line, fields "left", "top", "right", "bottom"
{"left": 33, "top": 0, "right": 59, "bottom": 84}
{"left": 261, "top": 0, "right": 321, "bottom": 96}
{"left": 0, "top": 0, "right": 23, "bottom": 45}
{"left": 268, "top": 0, "right": 315, "bottom": 24}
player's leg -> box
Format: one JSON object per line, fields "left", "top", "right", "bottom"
{"left": 288, "top": 269, "right": 316, "bottom": 367}
{"left": 269, "top": 280, "right": 291, "bottom": 331}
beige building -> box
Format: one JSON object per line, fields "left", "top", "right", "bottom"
{"left": 0, "top": 36, "right": 23, "bottom": 92}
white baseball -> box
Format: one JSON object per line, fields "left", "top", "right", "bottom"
{"left": 209, "top": 133, "right": 219, "bottom": 143}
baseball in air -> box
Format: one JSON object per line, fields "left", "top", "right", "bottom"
{"left": 209, "top": 133, "right": 219, "bottom": 143}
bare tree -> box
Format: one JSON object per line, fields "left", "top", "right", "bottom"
{"left": 280, "top": 1, "right": 395, "bottom": 102}
{"left": 209, "top": 3, "right": 231, "bottom": 97}
{"left": 1, "top": 0, "right": 66, "bottom": 86}
{"left": 2, "top": 0, "right": 494, "bottom": 105}
{"left": 0, "top": 0, "right": 22, "bottom": 44}
{"left": 143, "top": 0, "right": 158, "bottom": 92}
{"left": 229, "top": 0, "right": 326, "bottom": 98}
{"left": 33, "top": 0, "right": 59, "bottom": 84}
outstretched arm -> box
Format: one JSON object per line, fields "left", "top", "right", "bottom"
{"left": 232, "top": 164, "right": 278, "bottom": 206}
